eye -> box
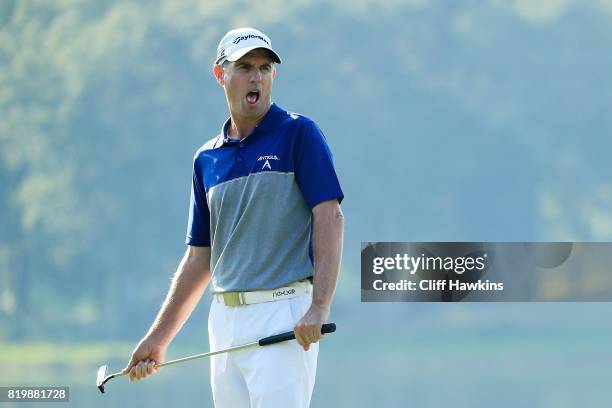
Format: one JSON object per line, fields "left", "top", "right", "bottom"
{"left": 261, "top": 65, "right": 271, "bottom": 72}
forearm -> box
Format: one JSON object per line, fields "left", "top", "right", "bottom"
{"left": 311, "top": 201, "right": 344, "bottom": 309}
{"left": 145, "top": 247, "right": 211, "bottom": 345}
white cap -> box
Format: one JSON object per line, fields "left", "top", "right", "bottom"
{"left": 215, "top": 27, "right": 282, "bottom": 65}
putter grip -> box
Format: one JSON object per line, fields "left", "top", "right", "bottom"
{"left": 258, "top": 323, "right": 336, "bottom": 346}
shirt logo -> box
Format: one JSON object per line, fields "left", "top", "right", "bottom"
{"left": 258, "top": 155, "right": 280, "bottom": 171}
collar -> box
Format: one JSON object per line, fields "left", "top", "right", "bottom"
{"left": 216, "top": 103, "right": 287, "bottom": 147}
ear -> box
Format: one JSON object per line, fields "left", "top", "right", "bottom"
{"left": 213, "top": 64, "right": 225, "bottom": 86}
{"left": 272, "top": 66, "right": 277, "bottom": 78}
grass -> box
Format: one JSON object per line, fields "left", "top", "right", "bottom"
{"left": 0, "top": 341, "right": 210, "bottom": 366}
{"left": 0, "top": 341, "right": 210, "bottom": 385}
{"left": 0, "top": 342, "right": 134, "bottom": 365}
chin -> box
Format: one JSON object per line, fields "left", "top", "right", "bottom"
{"left": 247, "top": 102, "right": 264, "bottom": 112}
{"left": 243, "top": 104, "right": 260, "bottom": 114}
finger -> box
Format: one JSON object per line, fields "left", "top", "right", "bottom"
{"left": 146, "top": 360, "right": 155, "bottom": 375}
{"left": 293, "top": 327, "right": 307, "bottom": 347}
{"left": 129, "top": 366, "right": 137, "bottom": 381}
{"left": 142, "top": 359, "right": 150, "bottom": 377}
{"left": 140, "top": 360, "right": 149, "bottom": 379}
{"left": 303, "top": 333, "right": 314, "bottom": 344}
{"left": 141, "top": 360, "right": 149, "bottom": 379}
{"left": 306, "top": 336, "right": 319, "bottom": 344}
{"left": 133, "top": 362, "right": 141, "bottom": 380}
{"left": 122, "top": 356, "right": 137, "bottom": 375}
{"left": 304, "top": 328, "right": 320, "bottom": 344}
{"left": 136, "top": 361, "right": 145, "bottom": 380}
{"left": 294, "top": 326, "right": 312, "bottom": 351}
{"left": 299, "top": 329, "right": 314, "bottom": 346}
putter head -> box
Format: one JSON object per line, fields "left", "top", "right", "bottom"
{"left": 96, "top": 365, "right": 109, "bottom": 393}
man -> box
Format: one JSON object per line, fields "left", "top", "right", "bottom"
{"left": 122, "top": 27, "right": 344, "bottom": 407}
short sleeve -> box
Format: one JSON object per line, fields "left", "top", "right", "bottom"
{"left": 294, "top": 120, "right": 344, "bottom": 210}
{"left": 185, "top": 158, "right": 211, "bottom": 246}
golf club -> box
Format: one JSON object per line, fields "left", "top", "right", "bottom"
{"left": 97, "top": 322, "right": 336, "bottom": 393}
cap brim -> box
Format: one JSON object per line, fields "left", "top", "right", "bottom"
{"left": 221, "top": 46, "right": 282, "bottom": 64}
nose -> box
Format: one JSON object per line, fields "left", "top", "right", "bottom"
{"left": 250, "top": 69, "right": 262, "bottom": 83}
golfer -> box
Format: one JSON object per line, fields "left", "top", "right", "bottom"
{"left": 122, "top": 27, "right": 344, "bottom": 407}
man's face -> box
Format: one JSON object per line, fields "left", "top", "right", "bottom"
{"left": 215, "top": 49, "right": 275, "bottom": 120}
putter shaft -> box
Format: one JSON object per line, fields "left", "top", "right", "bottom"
{"left": 155, "top": 341, "right": 259, "bottom": 369}
{"left": 102, "top": 341, "right": 259, "bottom": 383}
{"left": 98, "top": 323, "right": 336, "bottom": 393}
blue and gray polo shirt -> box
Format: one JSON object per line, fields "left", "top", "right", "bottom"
{"left": 186, "top": 103, "right": 343, "bottom": 293}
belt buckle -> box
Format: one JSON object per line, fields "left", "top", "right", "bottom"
{"left": 223, "top": 292, "right": 243, "bottom": 306}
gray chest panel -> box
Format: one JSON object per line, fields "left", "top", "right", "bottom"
{"left": 207, "top": 172, "right": 313, "bottom": 292}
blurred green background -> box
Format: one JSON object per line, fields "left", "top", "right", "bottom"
{"left": 1, "top": 0, "right": 612, "bottom": 406}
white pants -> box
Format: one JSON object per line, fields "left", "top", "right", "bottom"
{"left": 208, "top": 288, "right": 318, "bottom": 408}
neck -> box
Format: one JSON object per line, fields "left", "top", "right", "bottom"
{"left": 227, "top": 102, "right": 272, "bottom": 140}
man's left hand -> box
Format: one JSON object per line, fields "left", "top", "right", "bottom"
{"left": 294, "top": 303, "right": 330, "bottom": 351}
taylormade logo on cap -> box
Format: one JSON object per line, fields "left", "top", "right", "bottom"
{"left": 233, "top": 34, "right": 270, "bottom": 45}
{"left": 216, "top": 27, "right": 282, "bottom": 65}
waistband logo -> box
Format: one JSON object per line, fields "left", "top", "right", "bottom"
{"left": 273, "top": 288, "right": 296, "bottom": 298}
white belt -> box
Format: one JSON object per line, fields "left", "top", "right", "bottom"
{"left": 214, "top": 279, "right": 311, "bottom": 306}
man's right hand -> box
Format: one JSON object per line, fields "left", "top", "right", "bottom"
{"left": 122, "top": 337, "right": 167, "bottom": 382}
{"left": 120, "top": 246, "right": 211, "bottom": 382}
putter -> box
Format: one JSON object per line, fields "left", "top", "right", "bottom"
{"left": 97, "top": 323, "right": 336, "bottom": 393}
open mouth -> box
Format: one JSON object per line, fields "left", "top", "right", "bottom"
{"left": 246, "top": 90, "right": 260, "bottom": 104}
